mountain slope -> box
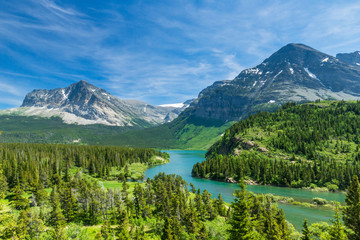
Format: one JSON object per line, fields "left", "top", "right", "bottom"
{"left": 6, "top": 80, "right": 188, "bottom": 127}
{"left": 336, "top": 51, "right": 360, "bottom": 67}
{"left": 187, "top": 43, "right": 360, "bottom": 121}
{"left": 192, "top": 100, "right": 360, "bottom": 189}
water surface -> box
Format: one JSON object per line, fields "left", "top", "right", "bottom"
{"left": 145, "top": 150, "right": 344, "bottom": 230}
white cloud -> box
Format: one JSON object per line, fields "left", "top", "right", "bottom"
{"left": 1, "top": 0, "right": 360, "bottom": 107}
{"left": 0, "top": 82, "right": 25, "bottom": 97}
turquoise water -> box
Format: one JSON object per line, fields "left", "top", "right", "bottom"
{"left": 145, "top": 150, "right": 345, "bottom": 230}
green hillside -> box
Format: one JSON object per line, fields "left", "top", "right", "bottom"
{"left": 0, "top": 113, "right": 233, "bottom": 150}
{"left": 192, "top": 100, "right": 360, "bottom": 190}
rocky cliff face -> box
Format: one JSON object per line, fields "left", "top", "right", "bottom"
{"left": 187, "top": 43, "right": 360, "bottom": 121}
{"left": 336, "top": 51, "right": 360, "bottom": 67}
{"left": 19, "top": 80, "right": 187, "bottom": 126}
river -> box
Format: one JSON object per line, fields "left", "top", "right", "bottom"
{"left": 145, "top": 150, "right": 346, "bottom": 231}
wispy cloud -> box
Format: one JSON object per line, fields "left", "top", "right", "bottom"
{"left": 1, "top": 0, "right": 360, "bottom": 108}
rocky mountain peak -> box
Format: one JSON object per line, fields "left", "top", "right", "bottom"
{"left": 19, "top": 81, "right": 188, "bottom": 126}
{"left": 188, "top": 43, "right": 360, "bottom": 121}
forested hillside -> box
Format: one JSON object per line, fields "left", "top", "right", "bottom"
{"left": 0, "top": 143, "right": 297, "bottom": 239}
{"left": 0, "top": 113, "right": 233, "bottom": 149}
{"left": 193, "top": 100, "right": 360, "bottom": 190}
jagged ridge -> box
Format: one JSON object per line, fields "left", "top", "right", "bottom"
{"left": 187, "top": 43, "right": 360, "bottom": 121}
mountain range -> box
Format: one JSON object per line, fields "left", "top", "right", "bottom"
{"left": 1, "top": 80, "right": 190, "bottom": 127}
{"left": 186, "top": 43, "right": 360, "bottom": 121}
{"left": 1, "top": 43, "right": 360, "bottom": 148}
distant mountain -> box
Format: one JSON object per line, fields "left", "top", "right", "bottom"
{"left": 187, "top": 43, "right": 360, "bottom": 121}
{"left": 4, "top": 80, "right": 188, "bottom": 127}
{"left": 336, "top": 51, "right": 360, "bottom": 67}
{"left": 2, "top": 43, "right": 360, "bottom": 150}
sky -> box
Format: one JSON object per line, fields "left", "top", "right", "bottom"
{"left": 1, "top": 0, "right": 360, "bottom": 109}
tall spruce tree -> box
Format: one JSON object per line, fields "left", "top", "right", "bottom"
{"left": 228, "top": 181, "right": 255, "bottom": 240}
{"left": 301, "top": 219, "right": 312, "bottom": 240}
{"left": 48, "top": 186, "right": 66, "bottom": 228}
{"left": 343, "top": 175, "right": 360, "bottom": 240}
{"left": 329, "top": 205, "right": 348, "bottom": 240}
{"left": 0, "top": 166, "right": 8, "bottom": 199}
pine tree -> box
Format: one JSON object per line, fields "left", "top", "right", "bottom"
{"left": 343, "top": 175, "right": 360, "bottom": 240}
{"left": 329, "top": 205, "right": 348, "bottom": 240}
{"left": 183, "top": 200, "right": 200, "bottom": 235}
{"left": 48, "top": 186, "right": 66, "bottom": 228}
{"left": 61, "top": 184, "right": 78, "bottom": 222}
{"left": 115, "top": 208, "right": 131, "bottom": 240}
{"left": 99, "top": 220, "right": 114, "bottom": 240}
{"left": 162, "top": 217, "right": 176, "bottom": 240}
{"left": 216, "top": 193, "right": 225, "bottom": 216}
{"left": 9, "top": 185, "right": 29, "bottom": 210}
{"left": 34, "top": 181, "right": 48, "bottom": 206}
{"left": 0, "top": 165, "right": 8, "bottom": 199}
{"left": 0, "top": 202, "right": 18, "bottom": 239}
{"left": 228, "top": 181, "right": 255, "bottom": 240}
{"left": 301, "top": 219, "right": 312, "bottom": 240}
{"left": 134, "top": 225, "right": 145, "bottom": 240}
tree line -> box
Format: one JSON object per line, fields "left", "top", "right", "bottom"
{"left": 195, "top": 101, "right": 360, "bottom": 189}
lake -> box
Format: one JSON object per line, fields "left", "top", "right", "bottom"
{"left": 145, "top": 150, "right": 346, "bottom": 231}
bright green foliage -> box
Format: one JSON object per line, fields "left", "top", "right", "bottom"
{"left": 0, "top": 166, "right": 7, "bottom": 199}
{"left": 301, "top": 219, "right": 312, "bottom": 240}
{"left": 343, "top": 175, "right": 360, "bottom": 240}
{"left": 33, "top": 181, "right": 48, "bottom": 206}
{"left": 48, "top": 186, "right": 66, "bottom": 228}
{"left": 0, "top": 142, "right": 299, "bottom": 239}
{"left": 60, "top": 183, "right": 78, "bottom": 222}
{"left": 115, "top": 208, "right": 131, "bottom": 240}
{"left": 162, "top": 217, "right": 177, "bottom": 240}
{"left": 228, "top": 182, "right": 291, "bottom": 240}
{"left": 0, "top": 202, "right": 17, "bottom": 239}
{"left": 228, "top": 181, "right": 255, "bottom": 240}
{"left": 329, "top": 205, "right": 348, "bottom": 240}
{"left": 216, "top": 193, "right": 226, "bottom": 216}
{"left": 98, "top": 220, "right": 114, "bottom": 240}
{"left": 9, "top": 185, "right": 29, "bottom": 210}
{"left": 193, "top": 101, "right": 360, "bottom": 189}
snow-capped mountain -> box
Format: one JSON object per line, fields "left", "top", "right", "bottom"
{"left": 186, "top": 43, "right": 360, "bottom": 121}
{"left": 4, "top": 80, "right": 188, "bottom": 126}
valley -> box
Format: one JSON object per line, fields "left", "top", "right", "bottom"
{"left": 1, "top": 44, "right": 360, "bottom": 239}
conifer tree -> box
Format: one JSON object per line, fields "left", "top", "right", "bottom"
{"left": 61, "top": 184, "right": 78, "bottom": 222}
{"left": 134, "top": 225, "right": 145, "bottom": 240}
{"left": 343, "top": 175, "right": 360, "bottom": 240}
{"left": 0, "top": 202, "right": 17, "bottom": 239}
{"left": 216, "top": 193, "right": 225, "bottom": 216}
{"left": 99, "top": 220, "right": 114, "bottom": 240}
{"left": 329, "top": 205, "right": 348, "bottom": 240}
{"left": 301, "top": 219, "right": 312, "bottom": 240}
{"left": 34, "top": 181, "right": 48, "bottom": 206}
{"left": 183, "top": 200, "right": 200, "bottom": 235}
{"left": 9, "top": 185, "right": 29, "bottom": 210}
{"left": 48, "top": 186, "right": 66, "bottom": 228}
{"left": 0, "top": 166, "right": 8, "bottom": 199}
{"left": 115, "top": 208, "right": 131, "bottom": 240}
{"left": 228, "top": 181, "right": 255, "bottom": 240}
{"left": 162, "top": 217, "right": 177, "bottom": 240}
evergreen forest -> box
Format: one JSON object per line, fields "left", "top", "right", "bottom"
{"left": 193, "top": 101, "right": 360, "bottom": 190}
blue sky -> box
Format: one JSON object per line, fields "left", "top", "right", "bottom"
{"left": 1, "top": 0, "right": 360, "bottom": 109}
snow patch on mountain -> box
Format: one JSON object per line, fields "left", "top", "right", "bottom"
{"left": 304, "top": 68, "right": 319, "bottom": 80}
{"left": 159, "top": 103, "right": 184, "bottom": 108}
{"left": 321, "top": 57, "right": 329, "bottom": 63}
